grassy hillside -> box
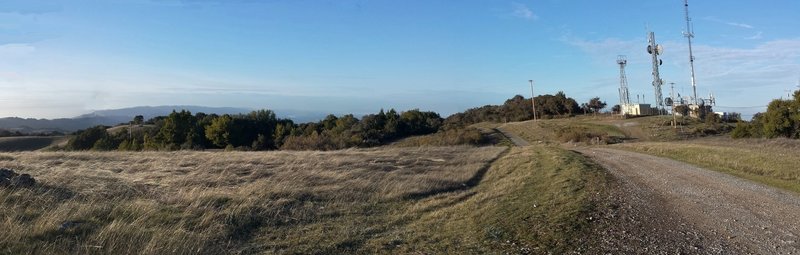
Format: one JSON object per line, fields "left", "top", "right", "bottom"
{"left": 381, "top": 145, "right": 609, "bottom": 254}
{"left": 613, "top": 138, "right": 800, "bottom": 194}
{"left": 390, "top": 127, "right": 513, "bottom": 147}
{"left": 0, "top": 145, "right": 608, "bottom": 254}
{"left": 476, "top": 117, "right": 627, "bottom": 145}
{"left": 480, "top": 115, "right": 734, "bottom": 146}
{"left": 0, "top": 136, "right": 69, "bottom": 152}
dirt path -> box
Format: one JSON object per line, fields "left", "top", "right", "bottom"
{"left": 494, "top": 127, "right": 529, "bottom": 146}
{"left": 577, "top": 147, "right": 800, "bottom": 254}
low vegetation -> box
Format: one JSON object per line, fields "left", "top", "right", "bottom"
{"left": 390, "top": 127, "right": 502, "bottom": 147}
{"left": 0, "top": 145, "right": 608, "bottom": 254}
{"left": 731, "top": 90, "right": 800, "bottom": 139}
{"left": 614, "top": 138, "right": 800, "bottom": 193}
{"left": 62, "top": 92, "right": 605, "bottom": 152}
{"left": 384, "top": 145, "right": 609, "bottom": 253}
{"left": 66, "top": 108, "right": 444, "bottom": 151}
{"left": 483, "top": 117, "right": 627, "bottom": 145}
{"left": 443, "top": 92, "right": 582, "bottom": 129}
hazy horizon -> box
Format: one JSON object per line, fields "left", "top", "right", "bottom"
{"left": 2, "top": 0, "right": 799, "bottom": 119}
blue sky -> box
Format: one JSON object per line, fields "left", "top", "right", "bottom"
{"left": 1, "top": 0, "right": 799, "bottom": 119}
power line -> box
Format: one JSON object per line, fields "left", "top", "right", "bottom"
{"left": 713, "top": 105, "right": 767, "bottom": 109}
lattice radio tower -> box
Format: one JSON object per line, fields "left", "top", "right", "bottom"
{"left": 647, "top": 31, "right": 664, "bottom": 111}
{"left": 617, "top": 55, "right": 631, "bottom": 106}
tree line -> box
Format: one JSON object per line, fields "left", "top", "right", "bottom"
{"left": 67, "top": 109, "right": 444, "bottom": 151}
{"left": 732, "top": 90, "right": 800, "bottom": 139}
{"left": 67, "top": 91, "right": 603, "bottom": 151}
{"left": 443, "top": 92, "right": 598, "bottom": 129}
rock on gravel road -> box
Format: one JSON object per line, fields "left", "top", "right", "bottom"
{"left": 577, "top": 147, "right": 800, "bottom": 254}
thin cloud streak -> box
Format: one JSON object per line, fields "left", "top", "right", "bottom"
{"left": 703, "top": 16, "right": 754, "bottom": 29}
{"left": 745, "top": 31, "right": 763, "bottom": 40}
{"left": 511, "top": 2, "right": 538, "bottom": 20}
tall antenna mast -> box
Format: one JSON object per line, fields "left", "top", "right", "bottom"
{"left": 529, "top": 80, "right": 537, "bottom": 121}
{"left": 684, "top": 0, "right": 698, "bottom": 104}
{"left": 647, "top": 31, "right": 664, "bottom": 112}
{"left": 617, "top": 55, "right": 631, "bottom": 106}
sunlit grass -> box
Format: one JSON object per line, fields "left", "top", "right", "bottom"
{"left": 0, "top": 145, "right": 608, "bottom": 254}
{"left": 614, "top": 138, "right": 800, "bottom": 193}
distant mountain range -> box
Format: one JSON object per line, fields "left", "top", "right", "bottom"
{"left": 0, "top": 106, "right": 330, "bottom": 133}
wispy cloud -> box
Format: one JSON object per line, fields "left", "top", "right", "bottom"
{"left": 704, "top": 16, "right": 754, "bottom": 29}
{"left": 0, "top": 43, "right": 35, "bottom": 58}
{"left": 511, "top": 2, "right": 537, "bottom": 20}
{"left": 745, "top": 31, "right": 763, "bottom": 40}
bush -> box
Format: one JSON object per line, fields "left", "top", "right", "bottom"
{"left": 555, "top": 126, "right": 609, "bottom": 144}
{"left": 393, "top": 128, "right": 489, "bottom": 147}
{"left": 731, "top": 122, "right": 752, "bottom": 139}
{"left": 68, "top": 126, "right": 114, "bottom": 150}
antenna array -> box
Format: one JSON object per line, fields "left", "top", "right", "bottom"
{"left": 617, "top": 55, "right": 631, "bottom": 105}
{"left": 647, "top": 32, "right": 664, "bottom": 110}
{"left": 684, "top": 0, "right": 698, "bottom": 104}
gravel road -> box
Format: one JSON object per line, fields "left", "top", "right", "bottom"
{"left": 577, "top": 147, "right": 800, "bottom": 254}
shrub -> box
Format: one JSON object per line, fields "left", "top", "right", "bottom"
{"left": 555, "top": 126, "right": 608, "bottom": 144}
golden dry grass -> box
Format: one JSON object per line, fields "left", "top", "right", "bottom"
{"left": 1, "top": 147, "right": 506, "bottom": 254}
{"left": 375, "top": 145, "right": 609, "bottom": 254}
{"left": 0, "top": 144, "right": 608, "bottom": 254}
{"left": 478, "top": 118, "right": 626, "bottom": 145}
{"left": 614, "top": 137, "right": 800, "bottom": 193}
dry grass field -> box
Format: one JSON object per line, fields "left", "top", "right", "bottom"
{"left": 613, "top": 137, "right": 800, "bottom": 193}
{"left": 0, "top": 145, "right": 608, "bottom": 254}
{"left": 475, "top": 117, "right": 627, "bottom": 145}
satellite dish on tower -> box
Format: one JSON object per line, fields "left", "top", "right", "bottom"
{"left": 656, "top": 45, "right": 663, "bottom": 55}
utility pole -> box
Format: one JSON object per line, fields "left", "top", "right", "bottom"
{"left": 529, "top": 80, "right": 537, "bottom": 121}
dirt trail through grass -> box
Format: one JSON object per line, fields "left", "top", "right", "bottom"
{"left": 579, "top": 147, "right": 800, "bottom": 254}
{"left": 494, "top": 127, "right": 529, "bottom": 146}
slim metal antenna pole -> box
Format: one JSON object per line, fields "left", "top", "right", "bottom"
{"left": 529, "top": 80, "right": 537, "bottom": 121}
{"left": 684, "top": 0, "right": 698, "bottom": 104}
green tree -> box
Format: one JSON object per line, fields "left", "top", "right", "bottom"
{"left": 205, "top": 114, "right": 233, "bottom": 148}
{"left": 92, "top": 136, "right": 119, "bottom": 151}
{"left": 587, "top": 97, "right": 607, "bottom": 114}
{"left": 156, "top": 110, "right": 196, "bottom": 149}
{"left": 133, "top": 115, "right": 144, "bottom": 125}
{"left": 68, "top": 126, "right": 109, "bottom": 150}
{"left": 762, "top": 99, "right": 796, "bottom": 138}
{"left": 273, "top": 121, "right": 295, "bottom": 148}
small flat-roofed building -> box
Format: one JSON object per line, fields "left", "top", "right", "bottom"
{"left": 621, "top": 104, "right": 653, "bottom": 116}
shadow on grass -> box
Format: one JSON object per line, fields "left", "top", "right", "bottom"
{"left": 403, "top": 147, "right": 510, "bottom": 200}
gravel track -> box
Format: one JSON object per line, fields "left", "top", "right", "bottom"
{"left": 495, "top": 127, "right": 530, "bottom": 146}
{"left": 577, "top": 147, "right": 800, "bottom": 254}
